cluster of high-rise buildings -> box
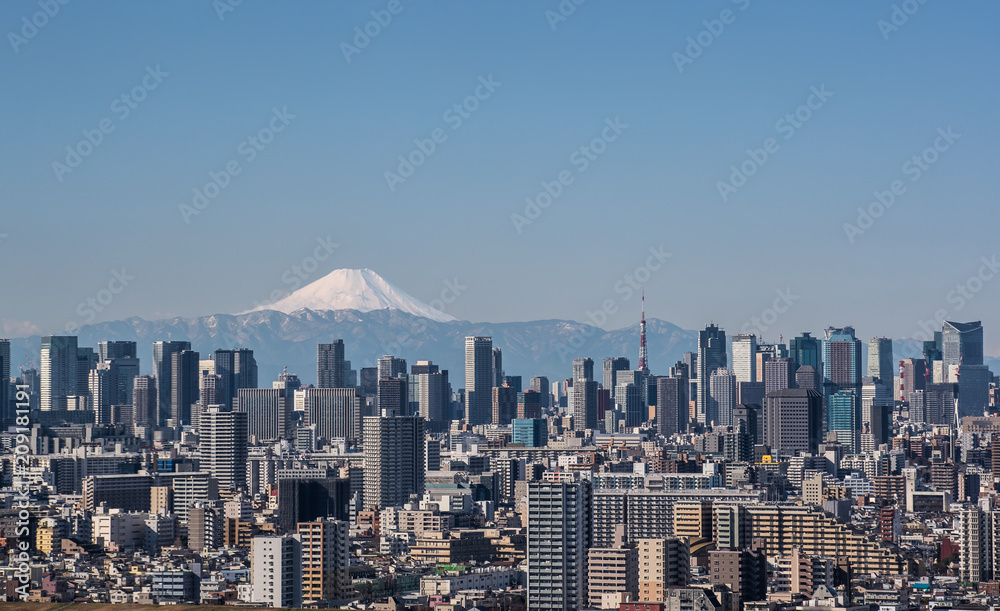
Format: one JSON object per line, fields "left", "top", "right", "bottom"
{"left": 0, "top": 317, "right": 998, "bottom": 610}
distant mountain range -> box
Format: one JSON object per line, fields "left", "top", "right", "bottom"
{"left": 6, "top": 269, "right": 997, "bottom": 385}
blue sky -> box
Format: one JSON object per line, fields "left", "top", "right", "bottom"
{"left": 2, "top": 1, "right": 998, "bottom": 352}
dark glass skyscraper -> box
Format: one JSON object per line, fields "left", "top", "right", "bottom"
{"left": 214, "top": 348, "right": 258, "bottom": 405}
{"left": 317, "top": 340, "right": 346, "bottom": 388}
{"left": 696, "top": 324, "right": 727, "bottom": 425}
{"left": 789, "top": 332, "right": 821, "bottom": 372}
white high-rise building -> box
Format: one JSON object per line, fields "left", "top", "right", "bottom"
{"left": 708, "top": 368, "right": 737, "bottom": 427}
{"left": 199, "top": 405, "right": 249, "bottom": 494}
{"left": 252, "top": 535, "right": 302, "bottom": 608}
{"left": 41, "top": 335, "right": 78, "bottom": 411}
{"left": 465, "top": 336, "right": 493, "bottom": 425}
{"left": 959, "top": 501, "right": 1000, "bottom": 584}
{"left": 527, "top": 478, "right": 593, "bottom": 611}
{"left": 732, "top": 334, "right": 757, "bottom": 384}
{"left": 89, "top": 364, "right": 112, "bottom": 425}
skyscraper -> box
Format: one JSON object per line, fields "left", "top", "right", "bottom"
{"left": 132, "top": 375, "right": 156, "bottom": 427}
{"left": 943, "top": 321, "right": 990, "bottom": 416}
{"left": 89, "top": 365, "right": 112, "bottom": 425}
{"left": 492, "top": 347, "right": 504, "bottom": 387}
{"left": 617, "top": 380, "right": 644, "bottom": 428}
{"left": 411, "top": 361, "right": 450, "bottom": 431}
{"left": 237, "top": 388, "right": 291, "bottom": 442}
{"left": 376, "top": 377, "right": 407, "bottom": 417}
{"left": 76, "top": 346, "right": 98, "bottom": 397}
{"left": 154, "top": 340, "right": 191, "bottom": 426}
{"left": 764, "top": 389, "right": 823, "bottom": 455}
{"left": 465, "top": 337, "right": 493, "bottom": 425}
{"left": 868, "top": 337, "right": 894, "bottom": 387}
{"left": 827, "top": 390, "right": 857, "bottom": 452}
{"left": 789, "top": 332, "right": 821, "bottom": 372}
{"left": 527, "top": 479, "right": 593, "bottom": 611}
{"left": 708, "top": 368, "right": 737, "bottom": 427}
{"left": 697, "top": 325, "right": 727, "bottom": 425}
{"left": 492, "top": 383, "right": 517, "bottom": 425}
{"left": 530, "top": 376, "right": 551, "bottom": 408}
{"left": 98, "top": 340, "right": 137, "bottom": 361}
{"left": 823, "top": 326, "right": 863, "bottom": 432}
{"left": 377, "top": 355, "right": 407, "bottom": 381}
{"left": 362, "top": 415, "right": 425, "bottom": 510}
{"left": 732, "top": 334, "right": 757, "bottom": 384}
{"left": 214, "top": 348, "right": 258, "bottom": 405}
{"left": 656, "top": 376, "right": 686, "bottom": 437}
{"left": 171, "top": 349, "right": 200, "bottom": 426}
{"left": 764, "top": 357, "right": 797, "bottom": 396}
{"left": 307, "top": 387, "right": 362, "bottom": 443}
{"left": 41, "top": 335, "right": 78, "bottom": 411}
{"left": 317, "top": 340, "right": 346, "bottom": 388}
{"left": 573, "top": 357, "right": 594, "bottom": 383}
{"left": 200, "top": 405, "right": 249, "bottom": 493}
{"left": 518, "top": 389, "right": 542, "bottom": 420}
{"left": 603, "top": 357, "right": 630, "bottom": 392}
{"left": 899, "top": 358, "right": 927, "bottom": 404}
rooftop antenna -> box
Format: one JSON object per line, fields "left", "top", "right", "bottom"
{"left": 638, "top": 291, "right": 649, "bottom": 377}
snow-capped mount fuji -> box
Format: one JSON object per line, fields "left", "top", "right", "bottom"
{"left": 246, "top": 268, "right": 457, "bottom": 323}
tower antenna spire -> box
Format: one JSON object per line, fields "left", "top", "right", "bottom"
{"left": 639, "top": 291, "right": 649, "bottom": 376}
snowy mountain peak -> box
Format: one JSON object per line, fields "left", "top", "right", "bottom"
{"left": 248, "top": 268, "right": 456, "bottom": 322}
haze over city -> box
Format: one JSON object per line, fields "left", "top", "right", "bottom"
{"left": 3, "top": 2, "right": 1000, "bottom": 610}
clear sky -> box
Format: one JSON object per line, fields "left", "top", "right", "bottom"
{"left": 2, "top": 1, "right": 998, "bottom": 352}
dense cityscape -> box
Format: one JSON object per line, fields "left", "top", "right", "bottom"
{"left": 4, "top": 2, "right": 995, "bottom": 611}
{"left": 0, "top": 305, "right": 998, "bottom": 611}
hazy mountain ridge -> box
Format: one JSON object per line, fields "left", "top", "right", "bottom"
{"left": 6, "top": 311, "right": 996, "bottom": 387}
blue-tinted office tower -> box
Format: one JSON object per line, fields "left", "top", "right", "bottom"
{"left": 823, "top": 327, "right": 863, "bottom": 433}
{"left": 828, "top": 390, "right": 857, "bottom": 452}
{"left": 513, "top": 418, "right": 547, "bottom": 447}
{"left": 789, "top": 332, "right": 822, "bottom": 372}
